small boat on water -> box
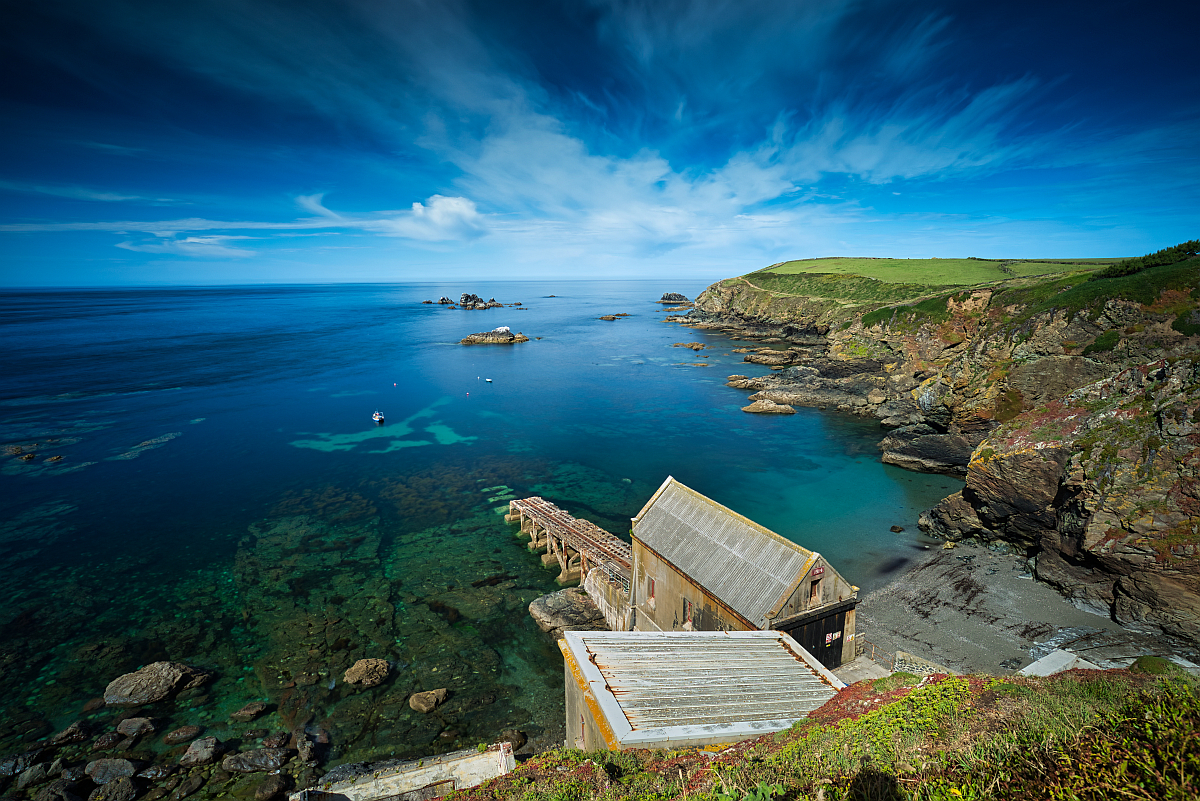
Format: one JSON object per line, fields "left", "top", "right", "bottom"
{"left": 372, "top": 411, "right": 385, "bottom": 424}
{"left": 485, "top": 378, "right": 493, "bottom": 383}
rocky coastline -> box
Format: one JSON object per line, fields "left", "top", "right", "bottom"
{"left": 680, "top": 260, "right": 1200, "bottom": 648}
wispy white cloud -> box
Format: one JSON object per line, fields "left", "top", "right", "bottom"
{"left": 116, "top": 235, "right": 256, "bottom": 257}
{"left": 76, "top": 141, "right": 147, "bottom": 156}
{"left": 0, "top": 179, "right": 154, "bottom": 202}
{"left": 295, "top": 193, "right": 343, "bottom": 219}
{"left": 1, "top": 192, "right": 488, "bottom": 254}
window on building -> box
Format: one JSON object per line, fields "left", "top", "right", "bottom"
{"left": 646, "top": 577, "right": 656, "bottom": 610}
{"left": 809, "top": 578, "right": 822, "bottom": 605}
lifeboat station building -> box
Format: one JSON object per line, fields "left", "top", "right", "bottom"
{"left": 560, "top": 629, "right": 843, "bottom": 751}
{"left": 629, "top": 476, "right": 859, "bottom": 669}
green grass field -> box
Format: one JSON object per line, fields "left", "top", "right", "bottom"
{"left": 760, "top": 257, "right": 1122, "bottom": 286}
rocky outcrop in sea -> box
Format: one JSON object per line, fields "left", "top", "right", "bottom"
{"left": 458, "top": 294, "right": 504, "bottom": 310}
{"left": 460, "top": 328, "right": 530, "bottom": 345}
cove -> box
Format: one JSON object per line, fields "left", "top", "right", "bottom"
{"left": 0, "top": 281, "right": 959, "bottom": 762}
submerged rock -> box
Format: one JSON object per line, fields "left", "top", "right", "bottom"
{"left": 91, "top": 733, "right": 121, "bottom": 751}
{"left": 178, "top": 737, "right": 222, "bottom": 768}
{"left": 1, "top": 751, "right": 42, "bottom": 777}
{"left": 16, "top": 764, "right": 50, "bottom": 790}
{"left": 220, "top": 748, "right": 291, "bottom": 774}
{"left": 260, "top": 732, "right": 288, "bottom": 749}
{"left": 229, "top": 701, "right": 267, "bottom": 722}
{"left": 408, "top": 689, "right": 447, "bottom": 714}
{"left": 161, "top": 726, "right": 202, "bottom": 746}
{"left": 170, "top": 774, "right": 204, "bottom": 801}
{"left": 87, "top": 776, "right": 137, "bottom": 801}
{"left": 84, "top": 759, "right": 137, "bottom": 785}
{"left": 343, "top": 659, "right": 389, "bottom": 688}
{"left": 50, "top": 721, "right": 89, "bottom": 745}
{"left": 254, "top": 774, "right": 291, "bottom": 801}
{"left": 103, "top": 662, "right": 211, "bottom": 706}
{"left": 115, "top": 718, "right": 153, "bottom": 738}
{"left": 33, "top": 778, "right": 81, "bottom": 801}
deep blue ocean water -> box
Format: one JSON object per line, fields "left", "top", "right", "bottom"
{"left": 0, "top": 281, "right": 959, "bottom": 761}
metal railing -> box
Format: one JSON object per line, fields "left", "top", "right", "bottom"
{"left": 856, "top": 637, "right": 895, "bottom": 671}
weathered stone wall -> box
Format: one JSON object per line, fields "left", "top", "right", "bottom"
{"left": 630, "top": 540, "right": 751, "bottom": 633}
{"left": 582, "top": 569, "right": 632, "bottom": 632}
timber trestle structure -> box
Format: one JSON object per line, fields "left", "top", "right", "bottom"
{"left": 506, "top": 497, "right": 632, "bottom": 589}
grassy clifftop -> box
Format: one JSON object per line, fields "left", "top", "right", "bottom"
{"left": 458, "top": 667, "right": 1198, "bottom": 801}
{"left": 697, "top": 247, "right": 1198, "bottom": 339}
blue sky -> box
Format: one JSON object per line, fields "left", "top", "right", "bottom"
{"left": 1, "top": 0, "right": 1197, "bottom": 285}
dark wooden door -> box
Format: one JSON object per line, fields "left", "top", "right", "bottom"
{"left": 780, "top": 608, "right": 847, "bottom": 670}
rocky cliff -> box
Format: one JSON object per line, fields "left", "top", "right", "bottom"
{"left": 687, "top": 252, "right": 1200, "bottom": 645}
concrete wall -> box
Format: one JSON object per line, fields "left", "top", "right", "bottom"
{"left": 583, "top": 569, "right": 631, "bottom": 632}
{"left": 561, "top": 639, "right": 617, "bottom": 750}
{"left": 631, "top": 540, "right": 753, "bottom": 632}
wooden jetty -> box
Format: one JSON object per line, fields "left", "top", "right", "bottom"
{"left": 506, "top": 497, "right": 631, "bottom": 588}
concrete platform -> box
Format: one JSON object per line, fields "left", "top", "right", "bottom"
{"left": 832, "top": 655, "right": 891, "bottom": 685}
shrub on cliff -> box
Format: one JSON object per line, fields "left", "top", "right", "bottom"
{"left": 1088, "top": 239, "right": 1200, "bottom": 281}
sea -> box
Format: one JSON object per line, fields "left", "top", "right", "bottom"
{"left": 0, "top": 281, "right": 960, "bottom": 763}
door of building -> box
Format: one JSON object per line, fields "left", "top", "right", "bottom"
{"left": 777, "top": 605, "right": 849, "bottom": 670}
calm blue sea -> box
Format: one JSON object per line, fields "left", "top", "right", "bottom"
{"left": 0, "top": 281, "right": 959, "bottom": 761}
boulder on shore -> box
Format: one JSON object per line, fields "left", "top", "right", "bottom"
{"left": 103, "top": 662, "right": 211, "bottom": 707}
{"left": 528, "top": 587, "right": 607, "bottom": 639}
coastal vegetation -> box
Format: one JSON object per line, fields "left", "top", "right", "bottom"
{"left": 458, "top": 669, "right": 1199, "bottom": 801}
{"left": 759, "top": 257, "right": 1116, "bottom": 286}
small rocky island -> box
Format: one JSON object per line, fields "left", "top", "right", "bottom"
{"left": 457, "top": 293, "right": 504, "bottom": 309}
{"left": 430, "top": 294, "right": 513, "bottom": 308}
{"left": 460, "top": 326, "right": 529, "bottom": 345}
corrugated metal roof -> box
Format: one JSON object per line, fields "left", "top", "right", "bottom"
{"left": 564, "top": 631, "right": 841, "bottom": 743}
{"left": 632, "top": 477, "right": 815, "bottom": 627}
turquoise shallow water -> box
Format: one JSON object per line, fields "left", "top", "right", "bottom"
{"left": 0, "top": 281, "right": 959, "bottom": 762}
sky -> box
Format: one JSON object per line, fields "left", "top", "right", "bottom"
{"left": 1, "top": 0, "right": 1197, "bottom": 286}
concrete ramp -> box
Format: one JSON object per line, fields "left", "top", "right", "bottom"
{"left": 292, "top": 743, "right": 515, "bottom": 801}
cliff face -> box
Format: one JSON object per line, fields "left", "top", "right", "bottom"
{"left": 923, "top": 359, "right": 1200, "bottom": 644}
{"left": 691, "top": 262, "right": 1200, "bottom": 645}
